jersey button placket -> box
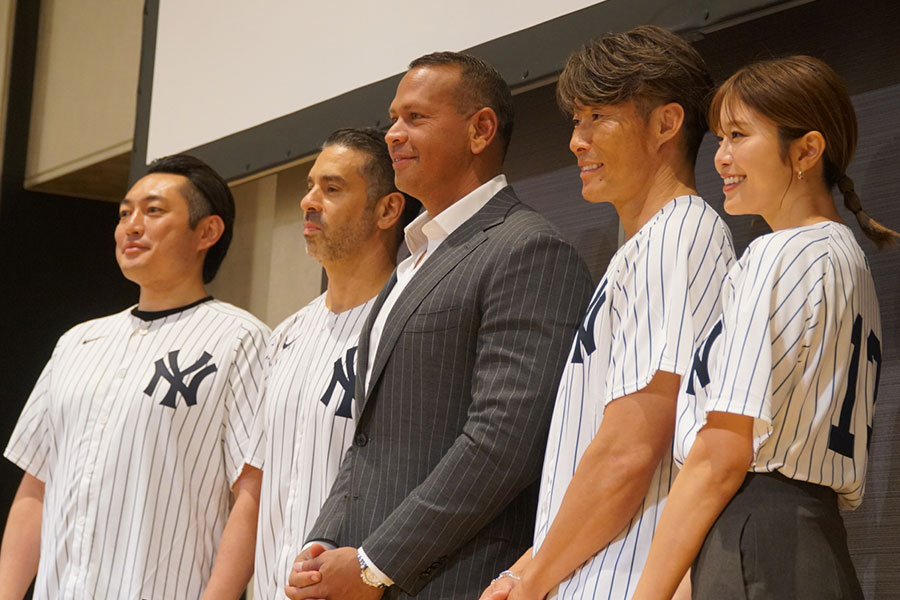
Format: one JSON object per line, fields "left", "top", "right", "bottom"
{"left": 74, "top": 378, "right": 106, "bottom": 586}
{"left": 71, "top": 511, "right": 90, "bottom": 592}
{"left": 284, "top": 481, "right": 298, "bottom": 543}
{"left": 77, "top": 417, "right": 103, "bottom": 582}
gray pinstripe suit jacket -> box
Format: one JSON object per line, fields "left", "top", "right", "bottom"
{"left": 307, "top": 186, "right": 593, "bottom": 598}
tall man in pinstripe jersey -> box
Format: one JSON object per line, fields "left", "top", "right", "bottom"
{"left": 0, "top": 156, "right": 270, "bottom": 599}
{"left": 243, "top": 127, "right": 420, "bottom": 599}
{"left": 481, "top": 26, "right": 736, "bottom": 600}
{"left": 286, "top": 52, "right": 593, "bottom": 599}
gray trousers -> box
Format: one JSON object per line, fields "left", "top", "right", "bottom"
{"left": 692, "top": 471, "right": 863, "bottom": 600}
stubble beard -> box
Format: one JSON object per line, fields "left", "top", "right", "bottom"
{"left": 304, "top": 209, "right": 378, "bottom": 264}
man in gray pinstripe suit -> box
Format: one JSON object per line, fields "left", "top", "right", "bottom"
{"left": 285, "top": 52, "right": 593, "bottom": 600}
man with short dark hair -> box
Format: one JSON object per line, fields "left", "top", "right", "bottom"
{"left": 480, "top": 26, "right": 735, "bottom": 600}
{"left": 0, "top": 155, "right": 269, "bottom": 599}
{"left": 286, "top": 52, "right": 593, "bottom": 600}
{"left": 144, "top": 154, "right": 238, "bottom": 285}
{"left": 244, "top": 127, "right": 419, "bottom": 599}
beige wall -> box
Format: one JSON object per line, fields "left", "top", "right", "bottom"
{"left": 0, "top": 0, "right": 15, "bottom": 178}
{"left": 16, "top": 0, "right": 321, "bottom": 327}
{"left": 209, "top": 161, "right": 324, "bottom": 328}
{"left": 25, "top": 0, "right": 142, "bottom": 187}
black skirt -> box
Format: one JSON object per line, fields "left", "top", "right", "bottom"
{"left": 692, "top": 471, "right": 863, "bottom": 600}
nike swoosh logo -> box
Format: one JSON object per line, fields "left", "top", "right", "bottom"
{"left": 82, "top": 336, "right": 104, "bottom": 344}
{"left": 282, "top": 338, "right": 297, "bottom": 350}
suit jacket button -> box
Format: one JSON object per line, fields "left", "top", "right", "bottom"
{"left": 354, "top": 433, "right": 368, "bottom": 446}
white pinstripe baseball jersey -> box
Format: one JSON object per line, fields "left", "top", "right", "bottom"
{"left": 676, "top": 221, "right": 881, "bottom": 509}
{"left": 246, "top": 293, "right": 373, "bottom": 598}
{"left": 534, "top": 196, "right": 735, "bottom": 599}
{"left": 4, "top": 298, "right": 269, "bottom": 600}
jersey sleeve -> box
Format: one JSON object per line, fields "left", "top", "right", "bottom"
{"left": 4, "top": 347, "right": 59, "bottom": 481}
{"left": 606, "top": 200, "right": 734, "bottom": 403}
{"left": 243, "top": 355, "right": 271, "bottom": 474}
{"left": 243, "top": 322, "right": 287, "bottom": 472}
{"left": 705, "top": 236, "right": 828, "bottom": 434}
{"left": 223, "top": 321, "right": 270, "bottom": 486}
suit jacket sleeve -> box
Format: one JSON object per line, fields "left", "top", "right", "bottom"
{"left": 363, "top": 227, "right": 593, "bottom": 594}
{"left": 305, "top": 443, "right": 354, "bottom": 548}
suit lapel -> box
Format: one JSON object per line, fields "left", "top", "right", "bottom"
{"left": 355, "top": 270, "right": 397, "bottom": 408}
{"left": 360, "top": 187, "right": 518, "bottom": 412}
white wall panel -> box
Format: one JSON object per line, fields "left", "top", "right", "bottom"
{"left": 146, "top": 0, "right": 601, "bottom": 161}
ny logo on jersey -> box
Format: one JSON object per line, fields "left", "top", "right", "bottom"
{"left": 685, "top": 319, "right": 724, "bottom": 395}
{"left": 320, "top": 347, "right": 357, "bottom": 419}
{"left": 571, "top": 279, "right": 607, "bottom": 364}
{"left": 144, "top": 350, "right": 218, "bottom": 408}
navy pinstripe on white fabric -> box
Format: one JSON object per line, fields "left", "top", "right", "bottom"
{"left": 247, "top": 294, "right": 373, "bottom": 599}
{"left": 676, "top": 222, "right": 881, "bottom": 509}
{"left": 4, "top": 300, "right": 269, "bottom": 600}
{"left": 535, "top": 196, "right": 735, "bottom": 599}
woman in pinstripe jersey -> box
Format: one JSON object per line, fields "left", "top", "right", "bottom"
{"left": 636, "top": 56, "right": 899, "bottom": 600}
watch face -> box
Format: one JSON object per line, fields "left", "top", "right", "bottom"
{"left": 358, "top": 551, "right": 386, "bottom": 588}
{"left": 362, "top": 568, "right": 385, "bottom": 588}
